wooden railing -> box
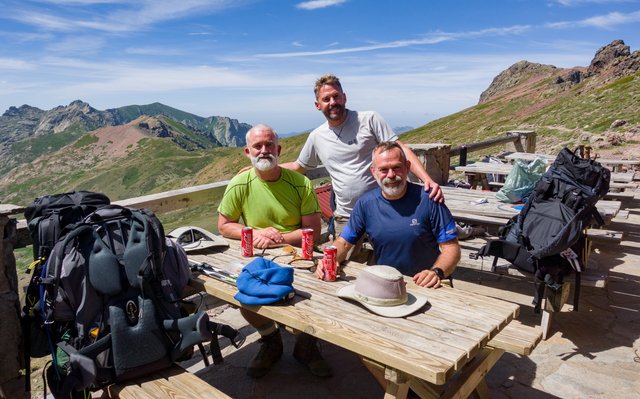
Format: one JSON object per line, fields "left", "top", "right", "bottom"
{"left": 7, "top": 132, "right": 535, "bottom": 249}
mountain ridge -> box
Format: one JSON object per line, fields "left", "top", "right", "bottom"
{"left": 0, "top": 101, "right": 251, "bottom": 174}
{"left": 1, "top": 40, "right": 638, "bottom": 206}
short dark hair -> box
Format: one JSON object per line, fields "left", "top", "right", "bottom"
{"left": 314, "top": 74, "right": 343, "bottom": 99}
{"left": 372, "top": 141, "right": 407, "bottom": 164}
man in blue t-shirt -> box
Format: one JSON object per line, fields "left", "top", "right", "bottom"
{"left": 318, "top": 141, "right": 460, "bottom": 288}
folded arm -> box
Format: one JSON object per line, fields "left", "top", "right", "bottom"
{"left": 217, "top": 212, "right": 321, "bottom": 249}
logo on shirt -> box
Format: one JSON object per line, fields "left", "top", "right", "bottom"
{"left": 410, "top": 218, "right": 420, "bottom": 227}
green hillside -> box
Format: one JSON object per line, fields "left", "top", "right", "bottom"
{"left": 402, "top": 73, "right": 639, "bottom": 159}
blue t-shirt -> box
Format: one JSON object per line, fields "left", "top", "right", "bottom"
{"left": 341, "top": 183, "right": 458, "bottom": 276}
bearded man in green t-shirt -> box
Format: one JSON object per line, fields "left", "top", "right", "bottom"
{"left": 217, "top": 124, "right": 330, "bottom": 379}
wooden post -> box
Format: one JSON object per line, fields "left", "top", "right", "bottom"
{"left": 0, "top": 208, "right": 28, "bottom": 399}
{"left": 405, "top": 144, "right": 451, "bottom": 185}
{"left": 505, "top": 130, "right": 536, "bottom": 153}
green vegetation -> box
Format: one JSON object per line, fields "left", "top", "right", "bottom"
{"left": 402, "top": 72, "right": 640, "bottom": 152}
{"left": 73, "top": 133, "right": 99, "bottom": 148}
{"left": 3, "top": 124, "right": 87, "bottom": 174}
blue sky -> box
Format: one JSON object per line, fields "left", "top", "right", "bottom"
{"left": 0, "top": 0, "right": 639, "bottom": 134}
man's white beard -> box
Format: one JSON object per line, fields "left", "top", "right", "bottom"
{"left": 251, "top": 154, "right": 277, "bottom": 171}
{"left": 377, "top": 175, "right": 405, "bottom": 197}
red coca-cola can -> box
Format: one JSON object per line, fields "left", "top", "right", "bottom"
{"left": 322, "top": 245, "right": 337, "bottom": 281}
{"left": 301, "top": 228, "right": 314, "bottom": 259}
{"left": 241, "top": 227, "right": 253, "bottom": 257}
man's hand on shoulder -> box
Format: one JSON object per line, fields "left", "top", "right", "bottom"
{"left": 425, "top": 180, "right": 444, "bottom": 203}
{"left": 413, "top": 269, "right": 442, "bottom": 289}
{"left": 280, "top": 161, "right": 306, "bottom": 174}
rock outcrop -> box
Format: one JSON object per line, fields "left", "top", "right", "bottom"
{"left": 479, "top": 40, "right": 640, "bottom": 104}
{"left": 479, "top": 61, "right": 557, "bottom": 103}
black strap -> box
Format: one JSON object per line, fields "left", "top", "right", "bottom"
{"left": 573, "top": 270, "right": 581, "bottom": 312}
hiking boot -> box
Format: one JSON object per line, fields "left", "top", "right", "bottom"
{"left": 247, "top": 330, "right": 283, "bottom": 378}
{"left": 293, "top": 334, "right": 332, "bottom": 378}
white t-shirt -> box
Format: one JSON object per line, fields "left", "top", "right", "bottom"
{"left": 297, "top": 109, "right": 398, "bottom": 217}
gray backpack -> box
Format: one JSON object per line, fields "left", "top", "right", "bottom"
{"left": 37, "top": 205, "right": 244, "bottom": 398}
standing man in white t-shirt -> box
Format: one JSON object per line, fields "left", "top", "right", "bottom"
{"left": 281, "top": 74, "right": 444, "bottom": 257}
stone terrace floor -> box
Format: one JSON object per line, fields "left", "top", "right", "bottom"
{"left": 178, "top": 192, "right": 640, "bottom": 399}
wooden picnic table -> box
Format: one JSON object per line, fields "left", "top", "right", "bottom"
{"left": 455, "top": 162, "right": 635, "bottom": 189}
{"left": 188, "top": 240, "right": 523, "bottom": 399}
{"left": 505, "top": 152, "right": 639, "bottom": 173}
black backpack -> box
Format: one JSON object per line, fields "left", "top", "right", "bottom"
{"left": 21, "top": 191, "right": 112, "bottom": 390}
{"left": 24, "top": 191, "right": 111, "bottom": 260}
{"left": 473, "top": 147, "right": 611, "bottom": 312}
{"left": 28, "top": 204, "right": 244, "bottom": 398}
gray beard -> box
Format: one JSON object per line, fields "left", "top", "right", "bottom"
{"left": 251, "top": 154, "right": 277, "bottom": 171}
{"left": 377, "top": 176, "right": 405, "bottom": 197}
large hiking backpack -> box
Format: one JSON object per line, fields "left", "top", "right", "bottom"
{"left": 29, "top": 204, "right": 244, "bottom": 398}
{"left": 473, "top": 147, "right": 610, "bottom": 312}
{"left": 24, "top": 191, "right": 111, "bottom": 260}
{"left": 21, "top": 191, "right": 111, "bottom": 390}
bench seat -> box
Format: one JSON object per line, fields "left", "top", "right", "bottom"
{"left": 487, "top": 320, "right": 542, "bottom": 356}
{"left": 100, "top": 364, "right": 231, "bottom": 399}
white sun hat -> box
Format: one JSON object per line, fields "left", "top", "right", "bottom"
{"left": 167, "top": 226, "right": 229, "bottom": 253}
{"left": 336, "top": 265, "right": 428, "bottom": 318}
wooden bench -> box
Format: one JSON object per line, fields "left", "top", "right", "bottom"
{"left": 487, "top": 320, "right": 542, "bottom": 356}
{"left": 100, "top": 364, "right": 230, "bottom": 399}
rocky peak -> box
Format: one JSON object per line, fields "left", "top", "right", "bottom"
{"left": 135, "top": 115, "right": 171, "bottom": 138}
{"left": 2, "top": 104, "right": 44, "bottom": 118}
{"left": 34, "top": 100, "right": 116, "bottom": 135}
{"left": 586, "top": 40, "right": 640, "bottom": 81}
{"left": 588, "top": 40, "right": 630, "bottom": 73}
{"left": 479, "top": 61, "right": 557, "bottom": 103}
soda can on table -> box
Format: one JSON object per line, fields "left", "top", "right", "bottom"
{"left": 322, "top": 245, "right": 337, "bottom": 281}
{"left": 241, "top": 227, "right": 253, "bottom": 257}
{"left": 301, "top": 228, "right": 314, "bottom": 259}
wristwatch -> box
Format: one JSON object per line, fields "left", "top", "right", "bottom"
{"left": 431, "top": 267, "right": 445, "bottom": 280}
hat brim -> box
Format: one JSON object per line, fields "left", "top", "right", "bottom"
{"left": 167, "top": 226, "right": 229, "bottom": 253}
{"left": 336, "top": 284, "right": 428, "bottom": 318}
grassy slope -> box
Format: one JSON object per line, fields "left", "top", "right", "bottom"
{"left": 402, "top": 73, "right": 639, "bottom": 160}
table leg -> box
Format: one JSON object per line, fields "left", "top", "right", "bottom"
{"left": 439, "top": 347, "right": 504, "bottom": 399}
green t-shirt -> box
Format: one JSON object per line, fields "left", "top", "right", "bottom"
{"left": 217, "top": 168, "right": 320, "bottom": 233}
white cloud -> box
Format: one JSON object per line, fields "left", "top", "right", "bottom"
{"left": 549, "top": 0, "right": 633, "bottom": 6}
{"left": 292, "top": 41, "right": 304, "bottom": 47}
{"left": 255, "top": 25, "right": 531, "bottom": 58}
{"left": 46, "top": 36, "right": 106, "bottom": 54}
{"left": 7, "top": 0, "right": 240, "bottom": 33}
{"left": 296, "top": 0, "right": 347, "bottom": 11}
{"left": 0, "top": 58, "right": 34, "bottom": 70}
{"left": 546, "top": 10, "right": 640, "bottom": 28}
{"left": 35, "top": 0, "right": 126, "bottom": 4}
{"left": 125, "top": 47, "right": 185, "bottom": 56}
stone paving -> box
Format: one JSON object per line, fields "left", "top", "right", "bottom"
{"left": 181, "top": 199, "right": 640, "bottom": 399}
